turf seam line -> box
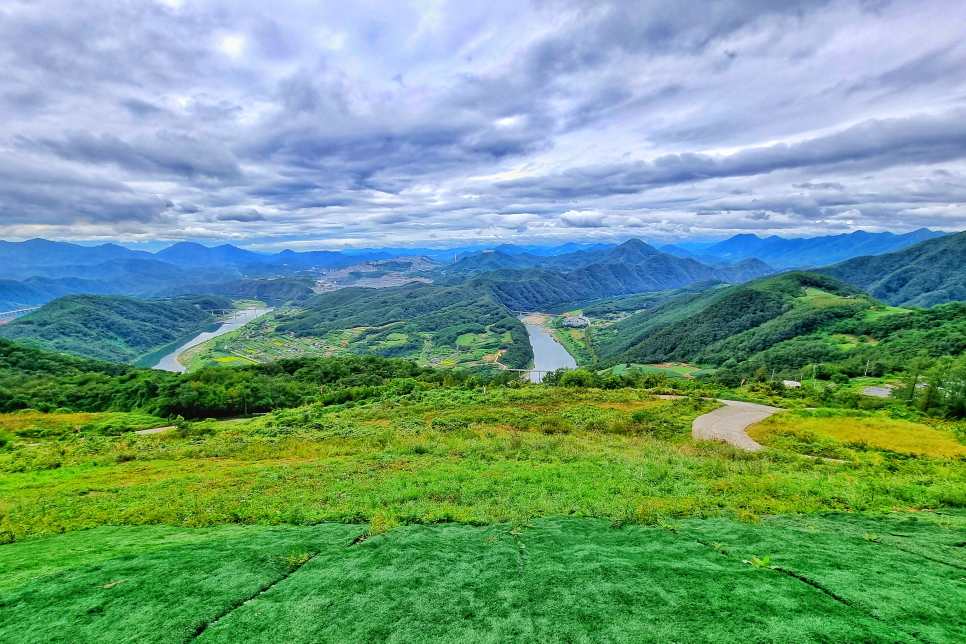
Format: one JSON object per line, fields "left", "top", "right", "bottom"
{"left": 876, "top": 541, "right": 966, "bottom": 572}
{"left": 184, "top": 542, "right": 334, "bottom": 642}
{"left": 688, "top": 536, "right": 929, "bottom": 644}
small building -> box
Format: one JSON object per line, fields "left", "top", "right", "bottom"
{"left": 561, "top": 315, "right": 590, "bottom": 328}
{"left": 783, "top": 380, "right": 802, "bottom": 388}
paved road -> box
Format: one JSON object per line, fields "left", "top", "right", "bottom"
{"left": 691, "top": 399, "right": 783, "bottom": 451}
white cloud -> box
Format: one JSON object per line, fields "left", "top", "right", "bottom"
{"left": 559, "top": 210, "right": 606, "bottom": 228}
{"left": 219, "top": 35, "right": 246, "bottom": 57}
{"left": 0, "top": 0, "right": 964, "bottom": 246}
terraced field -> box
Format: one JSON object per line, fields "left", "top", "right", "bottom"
{"left": 184, "top": 309, "right": 511, "bottom": 373}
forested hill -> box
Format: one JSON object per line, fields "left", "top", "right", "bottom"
{"left": 471, "top": 256, "right": 771, "bottom": 311}
{"left": 817, "top": 231, "right": 966, "bottom": 306}
{"left": 273, "top": 283, "right": 534, "bottom": 369}
{"left": 0, "top": 294, "right": 233, "bottom": 364}
{"left": 440, "top": 238, "right": 771, "bottom": 281}
{"left": 593, "top": 272, "right": 873, "bottom": 368}
{"left": 163, "top": 277, "right": 315, "bottom": 302}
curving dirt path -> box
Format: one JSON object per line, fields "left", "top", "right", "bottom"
{"left": 691, "top": 399, "right": 783, "bottom": 451}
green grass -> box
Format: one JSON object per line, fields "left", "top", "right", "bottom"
{"left": 0, "top": 523, "right": 362, "bottom": 643}
{"left": 3, "top": 388, "right": 966, "bottom": 543}
{"left": 3, "top": 383, "right": 966, "bottom": 642}
{"left": 0, "top": 411, "right": 169, "bottom": 440}
{"left": 611, "top": 364, "right": 688, "bottom": 378}
{"left": 0, "top": 524, "right": 271, "bottom": 591}
{"left": 4, "top": 514, "right": 963, "bottom": 642}
{"left": 551, "top": 326, "right": 594, "bottom": 366}
{"left": 679, "top": 513, "right": 966, "bottom": 643}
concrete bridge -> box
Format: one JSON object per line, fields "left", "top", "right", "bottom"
{"left": 0, "top": 307, "right": 39, "bottom": 320}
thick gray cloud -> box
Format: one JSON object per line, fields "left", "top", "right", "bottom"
{"left": 0, "top": 0, "right": 965, "bottom": 247}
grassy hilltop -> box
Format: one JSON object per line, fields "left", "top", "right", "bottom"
{"left": 1, "top": 365, "right": 965, "bottom": 642}
{"left": 4, "top": 231, "right": 966, "bottom": 641}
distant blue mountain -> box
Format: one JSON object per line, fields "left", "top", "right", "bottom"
{"left": 0, "top": 238, "right": 152, "bottom": 272}
{"left": 699, "top": 229, "right": 945, "bottom": 268}
{"left": 154, "top": 242, "right": 265, "bottom": 267}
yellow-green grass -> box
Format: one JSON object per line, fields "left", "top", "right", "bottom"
{"left": 749, "top": 409, "right": 966, "bottom": 458}
{"left": 552, "top": 327, "right": 594, "bottom": 366}
{"left": 2, "top": 389, "right": 966, "bottom": 543}
{"left": 230, "top": 299, "right": 267, "bottom": 309}
{"left": 0, "top": 412, "right": 168, "bottom": 440}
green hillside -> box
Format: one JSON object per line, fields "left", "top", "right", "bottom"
{"left": 818, "top": 230, "right": 966, "bottom": 306}
{"left": 274, "top": 284, "right": 533, "bottom": 369}
{"left": 581, "top": 281, "right": 724, "bottom": 319}
{"left": 0, "top": 294, "right": 234, "bottom": 364}
{"left": 165, "top": 277, "right": 314, "bottom": 302}
{"left": 467, "top": 245, "right": 771, "bottom": 312}
{"left": 594, "top": 272, "right": 870, "bottom": 366}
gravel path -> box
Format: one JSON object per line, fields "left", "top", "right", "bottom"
{"left": 134, "top": 425, "right": 174, "bottom": 435}
{"left": 133, "top": 418, "right": 250, "bottom": 435}
{"left": 691, "top": 399, "right": 783, "bottom": 451}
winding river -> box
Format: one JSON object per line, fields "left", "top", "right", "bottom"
{"left": 523, "top": 316, "right": 577, "bottom": 383}
{"left": 150, "top": 308, "right": 273, "bottom": 373}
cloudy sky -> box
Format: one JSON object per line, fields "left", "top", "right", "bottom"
{"left": 2, "top": 0, "right": 965, "bottom": 250}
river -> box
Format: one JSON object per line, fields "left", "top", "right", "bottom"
{"left": 150, "top": 308, "right": 273, "bottom": 373}
{"left": 524, "top": 319, "right": 577, "bottom": 383}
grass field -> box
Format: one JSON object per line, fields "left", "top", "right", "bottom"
{"left": 551, "top": 325, "right": 595, "bottom": 366}
{"left": 0, "top": 411, "right": 169, "bottom": 440}
{"left": 3, "top": 388, "right": 966, "bottom": 543}
{"left": 1, "top": 512, "right": 964, "bottom": 643}
{"left": 4, "top": 385, "right": 966, "bottom": 641}
{"left": 610, "top": 363, "right": 712, "bottom": 378}
{"left": 749, "top": 408, "right": 966, "bottom": 458}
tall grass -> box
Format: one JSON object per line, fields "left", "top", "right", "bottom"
{"left": 1, "top": 389, "right": 965, "bottom": 542}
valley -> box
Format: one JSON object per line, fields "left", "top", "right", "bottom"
{"left": 3, "top": 231, "right": 966, "bottom": 644}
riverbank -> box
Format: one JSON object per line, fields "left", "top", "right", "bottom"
{"left": 149, "top": 308, "right": 273, "bottom": 373}
{"left": 522, "top": 314, "right": 577, "bottom": 382}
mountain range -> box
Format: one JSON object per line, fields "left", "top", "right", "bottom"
{"left": 460, "top": 241, "right": 773, "bottom": 311}
{"left": 660, "top": 228, "right": 945, "bottom": 269}
{"left": 817, "top": 231, "right": 966, "bottom": 307}
{"left": 0, "top": 228, "right": 957, "bottom": 314}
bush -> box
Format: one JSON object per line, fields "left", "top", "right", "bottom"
{"left": 559, "top": 369, "right": 599, "bottom": 388}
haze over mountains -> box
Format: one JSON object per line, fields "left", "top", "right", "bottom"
{"left": 659, "top": 229, "right": 944, "bottom": 268}
{"left": 0, "top": 228, "right": 952, "bottom": 313}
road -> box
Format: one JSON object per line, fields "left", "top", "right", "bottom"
{"left": 691, "top": 399, "right": 783, "bottom": 451}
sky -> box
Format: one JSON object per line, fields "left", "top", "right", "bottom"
{"left": 1, "top": 0, "right": 966, "bottom": 251}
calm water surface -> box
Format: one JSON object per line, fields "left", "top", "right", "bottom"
{"left": 525, "top": 322, "right": 577, "bottom": 383}
{"left": 151, "top": 308, "right": 273, "bottom": 373}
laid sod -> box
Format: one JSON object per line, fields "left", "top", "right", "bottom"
{"left": 677, "top": 514, "right": 966, "bottom": 644}
{"left": 197, "top": 518, "right": 910, "bottom": 643}
{"left": 7, "top": 516, "right": 964, "bottom": 643}
{"left": 0, "top": 523, "right": 363, "bottom": 644}
{"left": 0, "top": 524, "right": 271, "bottom": 592}
{"left": 764, "top": 511, "right": 966, "bottom": 569}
